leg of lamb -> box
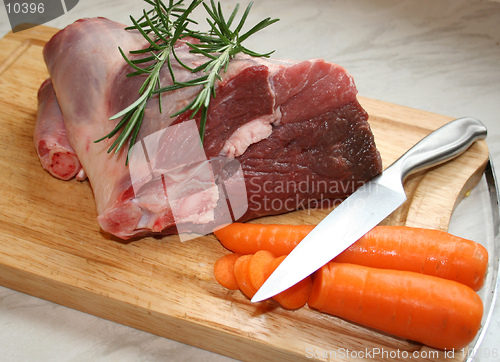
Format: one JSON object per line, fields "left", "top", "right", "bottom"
{"left": 41, "top": 17, "right": 382, "bottom": 239}
{"left": 34, "top": 78, "right": 83, "bottom": 181}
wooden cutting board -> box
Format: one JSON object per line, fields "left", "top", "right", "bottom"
{"left": 0, "top": 26, "right": 490, "bottom": 361}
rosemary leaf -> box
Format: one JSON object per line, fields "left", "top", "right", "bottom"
{"left": 118, "top": 47, "right": 153, "bottom": 74}
{"left": 95, "top": 0, "right": 278, "bottom": 163}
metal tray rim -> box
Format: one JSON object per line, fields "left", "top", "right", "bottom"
{"left": 466, "top": 158, "right": 500, "bottom": 361}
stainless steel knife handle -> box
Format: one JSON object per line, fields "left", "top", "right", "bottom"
{"left": 392, "top": 117, "right": 487, "bottom": 180}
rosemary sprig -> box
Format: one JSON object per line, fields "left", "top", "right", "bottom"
{"left": 95, "top": 0, "right": 278, "bottom": 161}
{"left": 158, "top": 0, "right": 279, "bottom": 142}
{"left": 95, "top": 0, "right": 202, "bottom": 156}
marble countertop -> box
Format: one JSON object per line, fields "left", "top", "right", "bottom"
{"left": 0, "top": 0, "right": 499, "bottom": 361}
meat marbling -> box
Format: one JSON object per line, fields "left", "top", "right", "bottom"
{"left": 41, "top": 17, "right": 382, "bottom": 239}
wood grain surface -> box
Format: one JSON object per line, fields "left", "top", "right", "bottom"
{"left": 0, "top": 26, "right": 490, "bottom": 361}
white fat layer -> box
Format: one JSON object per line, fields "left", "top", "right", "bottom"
{"left": 221, "top": 109, "right": 282, "bottom": 158}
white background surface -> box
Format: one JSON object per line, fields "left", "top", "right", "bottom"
{"left": 0, "top": 0, "right": 499, "bottom": 361}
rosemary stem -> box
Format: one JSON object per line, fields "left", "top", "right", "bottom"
{"left": 95, "top": 0, "right": 278, "bottom": 163}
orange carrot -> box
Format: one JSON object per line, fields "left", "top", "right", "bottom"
{"left": 247, "top": 252, "right": 312, "bottom": 310}
{"left": 233, "top": 255, "right": 257, "bottom": 298}
{"left": 308, "top": 262, "right": 483, "bottom": 350}
{"left": 218, "top": 251, "right": 312, "bottom": 310}
{"left": 214, "top": 253, "right": 242, "bottom": 290}
{"left": 335, "top": 225, "right": 488, "bottom": 291}
{"left": 214, "top": 223, "right": 488, "bottom": 291}
{"left": 267, "top": 255, "right": 313, "bottom": 310}
{"left": 214, "top": 223, "right": 313, "bottom": 256}
{"left": 248, "top": 250, "right": 276, "bottom": 290}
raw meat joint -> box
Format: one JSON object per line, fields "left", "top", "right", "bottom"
{"left": 34, "top": 79, "right": 83, "bottom": 181}
{"left": 36, "top": 17, "right": 382, "bottom": 240}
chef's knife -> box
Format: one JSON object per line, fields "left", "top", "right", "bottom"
{"left": 251, "top": 117, "right": 487, "bottom": 303}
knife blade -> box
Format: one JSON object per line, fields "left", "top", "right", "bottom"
{"left": 251, "top": 117, "right": 487, "bottom": 303}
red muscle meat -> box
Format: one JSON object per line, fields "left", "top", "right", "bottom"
{"left": 41, "top": 17, "right": 382, "bottom": 239}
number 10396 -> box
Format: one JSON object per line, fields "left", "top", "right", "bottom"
{"left": 5, "top": 2, "right": 45, "bottom": 14}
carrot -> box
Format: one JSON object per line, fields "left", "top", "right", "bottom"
{"left": 267, "top": 255, "right": 313, "bottom": 310}
{"left": 248, "top": 250, "right": 276, "bottom": 290}
{"left": 214, "top": 223, "right": 488, "bottom": 291}
{"left": 218, "top": 251, "right": 312, "bottom": 310}
{"left": 233, "top": 254, "right": 257, "bottom": 298}
{"left": 336, "top": 225, "right": 489, "bottom": 291}
{"left": 213, "top": 223, "right": 313, "bottom": 256}
{"left": 247, "top": 253, "right": 312, "bottom": 310}
{"left": 214, "top": 253, "right": 242, "bottom": 290}
{"left": 308, "top": 262, "right": 483, "bottom": 350}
